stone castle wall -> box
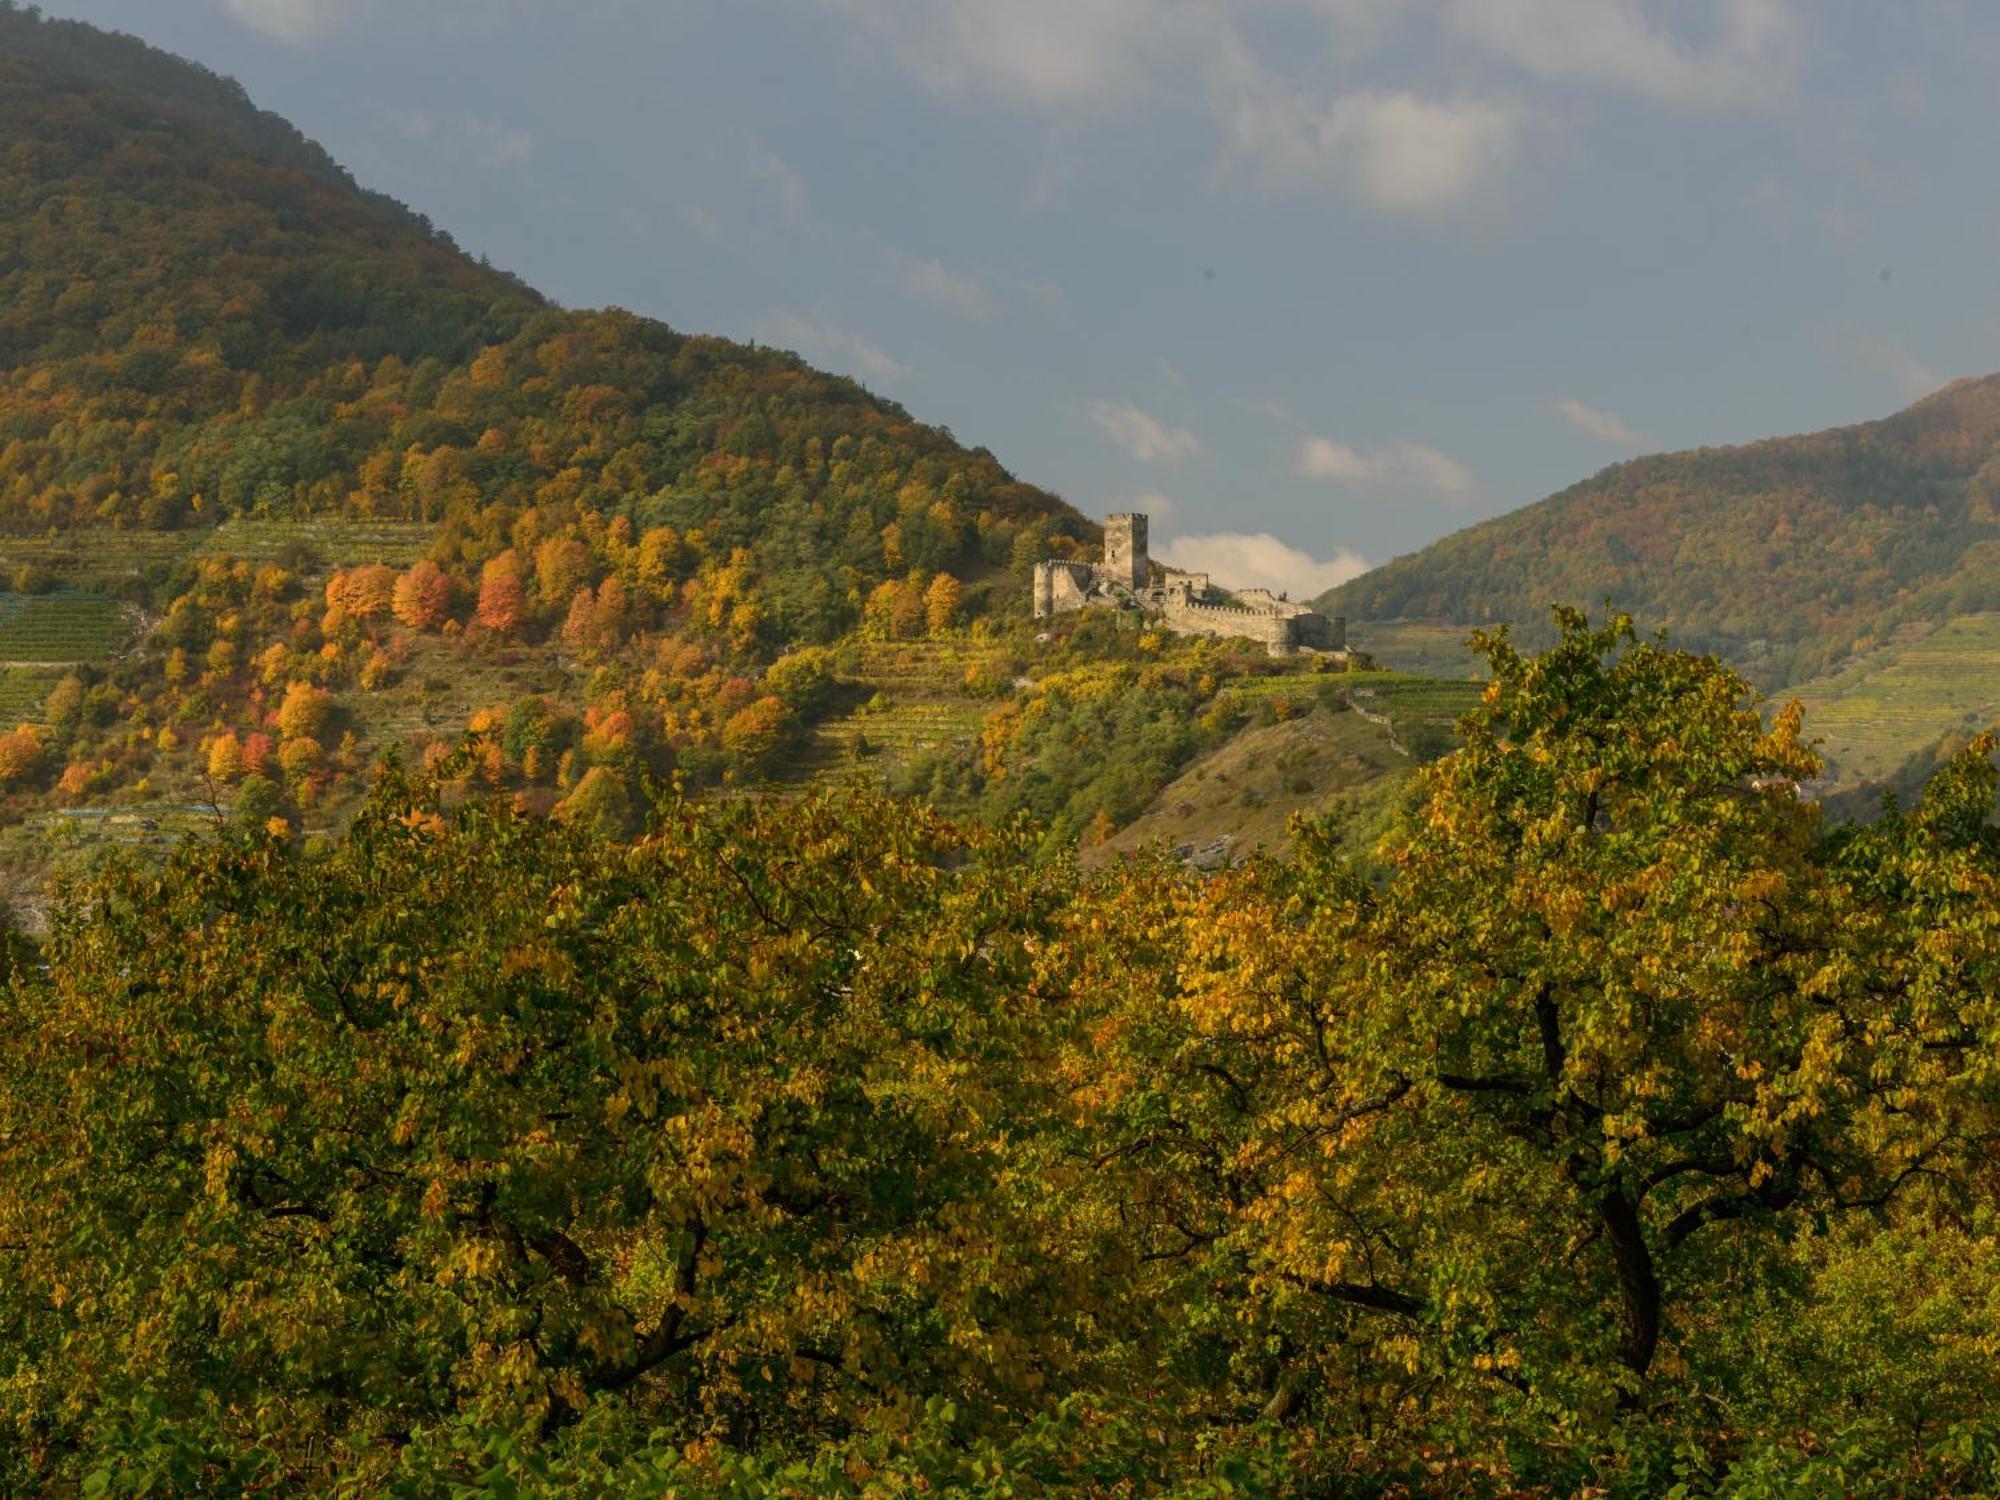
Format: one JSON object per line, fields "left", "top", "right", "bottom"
{"left": 1032, "top": 559, "right": 1095, "bottom": 618}
{"left": 1033, "top": 513, "right": 1347, "bottom": 656}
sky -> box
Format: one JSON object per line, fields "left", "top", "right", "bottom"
{"left": 31, "top": 0, "right": 2000, "bottom": 597}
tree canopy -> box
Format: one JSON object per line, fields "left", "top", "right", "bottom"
{"left": 7, "top": 613, "right": 2000, "bottom": 1494}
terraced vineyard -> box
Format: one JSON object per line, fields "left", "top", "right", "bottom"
{"left": 793, "top": 640, "right": 991, "bottom": 786}
{"left": 0, "top": 667, "right": 56, "bottom": 728}
{"left": 0, "top": 529, "right": 198, "bottom": 581}
{"left": 0, "top": 592, "right": 131, "bottom": 663}
{"left": 1790, "top": 614, "right": 2000, "bottom": 791}
{"left": 198, "top": 517, "right": 436, "bottom": 566}
{"left": 1345, "top": 620, "right": 1486, "bottom": 679}
{"left": 1343, "top": 671, "right": 1486, "bottom": 756}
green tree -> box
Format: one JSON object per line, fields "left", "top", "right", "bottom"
{"left": 0, "top": 777, "right": 1089, "bottom": 1491}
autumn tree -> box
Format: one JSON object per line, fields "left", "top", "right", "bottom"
{"left": 324, "top": 564, "right": 396, "bottom": 621}
{"left": 1058, "top": 609, "right": 2000, "bottom": 1490}
{"left": 0, "top": 726, "right": 43, "bottom": 786}
{"left": 275, "top": 681, "right": 333, "bottom": 742}
{"left": 475, "top": 549, "right": 527, "bottom": 634}
{"left": 534, "top": 535, "right": 592, "bottom": 606}
{"left": 0, "top": 778, "right": 1089, "bottom": 1490}
{"left": 924, "top": 571, "right": 962, "bottom": 634}
{"left": 392, "top": 559, "right": 452, "bottom": 631}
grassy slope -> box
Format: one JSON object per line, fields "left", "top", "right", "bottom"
{"left": 1095, "top": 708, "right": 1405, "bottom": 866}
{"left": 1098, "top": 671, "right": 1485, "bottom": 866}
{"left": 1787, "top": 614, "right": 2000, "bottom": 794}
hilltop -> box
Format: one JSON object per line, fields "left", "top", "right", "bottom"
{"left": 1323, "top": 375, "right": 2000, "bottom": 690}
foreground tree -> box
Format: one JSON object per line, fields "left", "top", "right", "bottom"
{"left": 1058, "top": 609, "right": 2000, "bottom": 1491}
{"left": 0, "top": 770, "right": 1116, "bottom": 1491}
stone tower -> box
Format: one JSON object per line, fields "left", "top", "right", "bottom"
{"left": 1103, "top": 512, "right": 1148, "bottom": 592}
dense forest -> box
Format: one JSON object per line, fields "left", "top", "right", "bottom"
{"left": 1323, "top": 375, "right": 2000, "bottom": 688}
{"left": 7, "top": 614, "right": 2000, "bottom": 1494}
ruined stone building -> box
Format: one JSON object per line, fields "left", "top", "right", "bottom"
{"left": 1032, "top": 513, "right": 1346, "bottom": 657}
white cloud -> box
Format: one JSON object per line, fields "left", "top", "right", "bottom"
{"left": 1550, "top": 396, "right": 1652, "bottom": 448}
{"left": 1441, "top": 0, "right": 1804, "bottom": 113}
{"left": 381, "top": 108, "right": 533, "bottom": 167}
{"left": 818, "top": 0, "right": 1195, "bottom": 114}
{"left": 1232, "top": 394, "right": 1299, "bottom": 425}
{"left": 1819, "top": 328, "right": 1943, "bottom": 403}
{"left": 1215, "top": 75, "right": 1526, "bottom": 213}
{"left": 1156, "top": 531, "right": 1370, "bottom": 598}
{"left": 219, "top": 0, "right": 351, "bottom": 43}
{"left": 818, "top": 0, "right": 1806, "bottom": 217}
{"left": 750, "top": 145, "right": 808, "bottom": 219}
{"left": 1111, "top": 488, "right": 1181, "bottom": 523}
{"left": 895, "top": 255, "right": 997, "bottom": 320}
{"left": 463, "top": 117, "right": 534, "bottom": 166}
{"left": 758, "top": 311, "right": 911, "bottom": 384}
{"left": 821, "top": 0, "right": 1523, "bottom": 215}
{"left": 1092, "top": 400, "right": 1201, "bottom": 463}
{"left": 1299, "top": 434, "right": 1476, "bottom": 500}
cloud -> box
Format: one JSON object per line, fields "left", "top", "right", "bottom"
{"left": 381, "top": 108, "right": 534, "bottom": 167}
{"left": 1110, "top": 488, "right": 1180, "bottom": 524}
{"left": 218, "top": 0, "right": 351, "bottom": 43}
{"left": 894, "top": 255, "right": 997, "bottom": 320}
{"left": 1550, "top": 396, "right": 1651, "bottom": 448}
{"left": 757, "top": 311, "right": 910, "bottom": 384}
{"left": 821, "top": 0, "right": 1523, "bottom": 215}
{"left": 1441, "top": 0, "right": 1804, "bottom": 113}
{"left": 1092, "top": 400, "right": 1201, "bottom": 463}
{"left": 1155, "top": 531, "right": 1370, "bottom": 598}
{"left": 462, "top": 117, "right": 534, "bottom": 166}
{"left": 819, "top": 0, "right": 1809, "bottom": 217}
{"left": 1232, "top": 394, "right": 1299, "bottom": 425}
{"left": 686, "top": 207, "right": 722, "bottom": 238}
{"left": 1819, "top": 328, "right": 1943, "bottom": 403}
{"left": 1214, "top": 75, "right": 1526, "bottom": 214}
{"left": 1298, "top": 434, "right": 1476, "bottom": 500}
{"left": 750, "top": 145, "right": 808, "bottom": 219}
{"left": 818, "top": 0, "right": 1194, "bottom": 114}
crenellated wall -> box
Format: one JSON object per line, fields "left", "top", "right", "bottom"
{"left": 1161, "top": 598, "right": 1296, "bottom": 651}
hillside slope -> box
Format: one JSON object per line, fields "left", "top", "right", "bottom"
{"left": 1322, "top": 377, "right": 2000, "bottom": 688}
{"left": 0, "top": 9, "right": 1429, "bottom": 902}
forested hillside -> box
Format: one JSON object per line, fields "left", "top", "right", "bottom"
{"left": 0, "top": 4, "right": 1280, "bottom": 895}
{"left": 1323, "top": 375, "right": 2000, "bottom": 688}
{"left": 0, "top": 2, "right": 1080, "bottom": 588}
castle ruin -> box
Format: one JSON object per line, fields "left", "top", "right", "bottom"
{"left": 1032, "top": 512, "right": 1346, "bottom": 657}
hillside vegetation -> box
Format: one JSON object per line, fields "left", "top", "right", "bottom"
{"left": 1323, "top": 375, "right": 2000, "bottom": 688}
{"left": 0, "top": 4, "right": 1317, "bottom": 893}
{"left": 9, "top": 617, "right": 2000, "bottom": 1494}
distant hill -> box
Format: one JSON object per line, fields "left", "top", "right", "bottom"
{"left": 1322, "top": 377, "right": 2000, "bottom": 688}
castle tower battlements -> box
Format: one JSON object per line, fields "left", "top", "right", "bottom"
{"left": 1102, "top": 512, "right": 1148, "bottom": 593}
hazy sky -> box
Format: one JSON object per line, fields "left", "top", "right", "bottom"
{"left": 31, "top": 1, "right": 2000, "bottom": 595}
